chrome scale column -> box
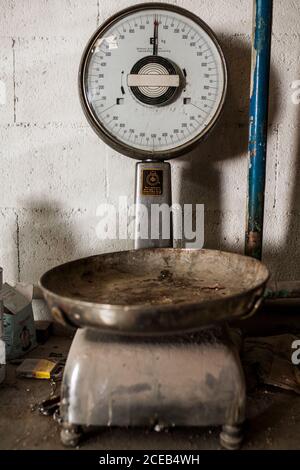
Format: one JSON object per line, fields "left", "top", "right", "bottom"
{"left": 134, "top": 161, "right": 172, "bottom": 249}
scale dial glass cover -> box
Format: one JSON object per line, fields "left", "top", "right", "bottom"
{"left": 79, "top": 3, "right": 227, "bottom": 160}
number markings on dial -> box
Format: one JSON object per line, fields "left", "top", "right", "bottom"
{"left": 84, "top": 10, "right": 225, "bottom": 153}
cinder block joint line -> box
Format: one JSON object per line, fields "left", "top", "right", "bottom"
{"left": 12, "top": 38, "right": 17, "bottom": 124}
{"left": 15, "top": 211, "right": 20, "bottom": 282}
{"left": 273, "top": 124, "right": 279, "bottom": 210}
{"left": 97, "top": 0, "right": 100, "bottom": 26}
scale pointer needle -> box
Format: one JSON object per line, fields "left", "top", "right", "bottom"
{"left": 152, "top": 15, "right": 159, "bottom": 56}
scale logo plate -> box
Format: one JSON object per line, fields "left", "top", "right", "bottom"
{"left": 142, "top": 169, "right": 163, "bottom": 196}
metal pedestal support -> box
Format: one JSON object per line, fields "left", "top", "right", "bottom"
{"left": 134, "top": 161, "right": 172, "bottom": 249}
{"left": 59, "top": 326, "right": 246, "bottom": 450}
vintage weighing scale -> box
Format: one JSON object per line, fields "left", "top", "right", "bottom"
{"left": 40, "top": 3, "right": 269, "bottom": 449}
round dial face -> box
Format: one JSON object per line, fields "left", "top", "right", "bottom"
{"left": 79, "top": 3, "right": 227, "bottom": 160}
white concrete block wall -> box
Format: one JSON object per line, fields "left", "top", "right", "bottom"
{"left": 0, "top": 0, "right": 300, "bottom": 284}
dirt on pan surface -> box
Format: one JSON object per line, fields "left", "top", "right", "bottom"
{"left": 41, "top": 249, "right": 268, "bottom": 306}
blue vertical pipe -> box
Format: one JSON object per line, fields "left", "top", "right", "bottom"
{"left": 245, "top": 0, "right": 273, "bottom": 259}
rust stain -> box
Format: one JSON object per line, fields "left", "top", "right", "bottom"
{"left": 247, "top": 231, "right": 261, "bottom": 249}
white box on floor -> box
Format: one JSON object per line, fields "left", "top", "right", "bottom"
{"left": 0, "top": 267, "right": 5, "bottom": 383}
{"left": 1, "top": 282, "right": 37, "bottom": 360}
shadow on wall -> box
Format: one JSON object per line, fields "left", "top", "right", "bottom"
{"left": 176, "top": 33, "right": 284, "bottom": 273}
{"left": 284, "top": 82, "right": 300, "bottom": 280}
{"left": 18, "top": 198, "right": 132, "bottom": 283}
{"left": 263, "top": 58, "right": 300, "bottom": 281}
{"left": 18, "top": 199, "right": 84, "bottom": 283}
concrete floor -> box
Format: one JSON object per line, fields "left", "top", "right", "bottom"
{"left": 0, "top": 335, "right": 300, "bottom": 450}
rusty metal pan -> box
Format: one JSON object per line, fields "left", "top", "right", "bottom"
{"left": 39, "top": 249, "right": 269, "bottom": 336}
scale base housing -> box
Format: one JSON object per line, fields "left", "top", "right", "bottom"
{"left": 59, "top": 326, "right": 246, "bottom": 449}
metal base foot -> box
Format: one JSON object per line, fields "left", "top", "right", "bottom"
{"left": 220, "top": 424, "right": 243, "bottom": 450}
{"left": 60, "top": 423, "right": 83, "bottom": 448}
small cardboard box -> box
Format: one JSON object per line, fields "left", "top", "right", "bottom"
{"left": 1, "top": 283, "right": 37, "bottom": 360}
{"left": 0, "top": 334, "right": 5, "bottom": 383}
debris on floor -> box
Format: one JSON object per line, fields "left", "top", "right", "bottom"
{"left": 243, "top": 334, "right": 300, "bottom": 394}
{"left": 16, "top": 358, "right": 64, "bottom": 380}
{"left": 35, "top": 321, "right": 53, "bottom": 345}
{"left": 1, "top": 335, "right": 300, "bottom": 450}
{"left": 38, "top": 395, "right": 60, "bottom": 417}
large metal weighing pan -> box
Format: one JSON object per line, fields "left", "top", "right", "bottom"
{"left": 40, "top": 249, "right": 269, "bottom": 336}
